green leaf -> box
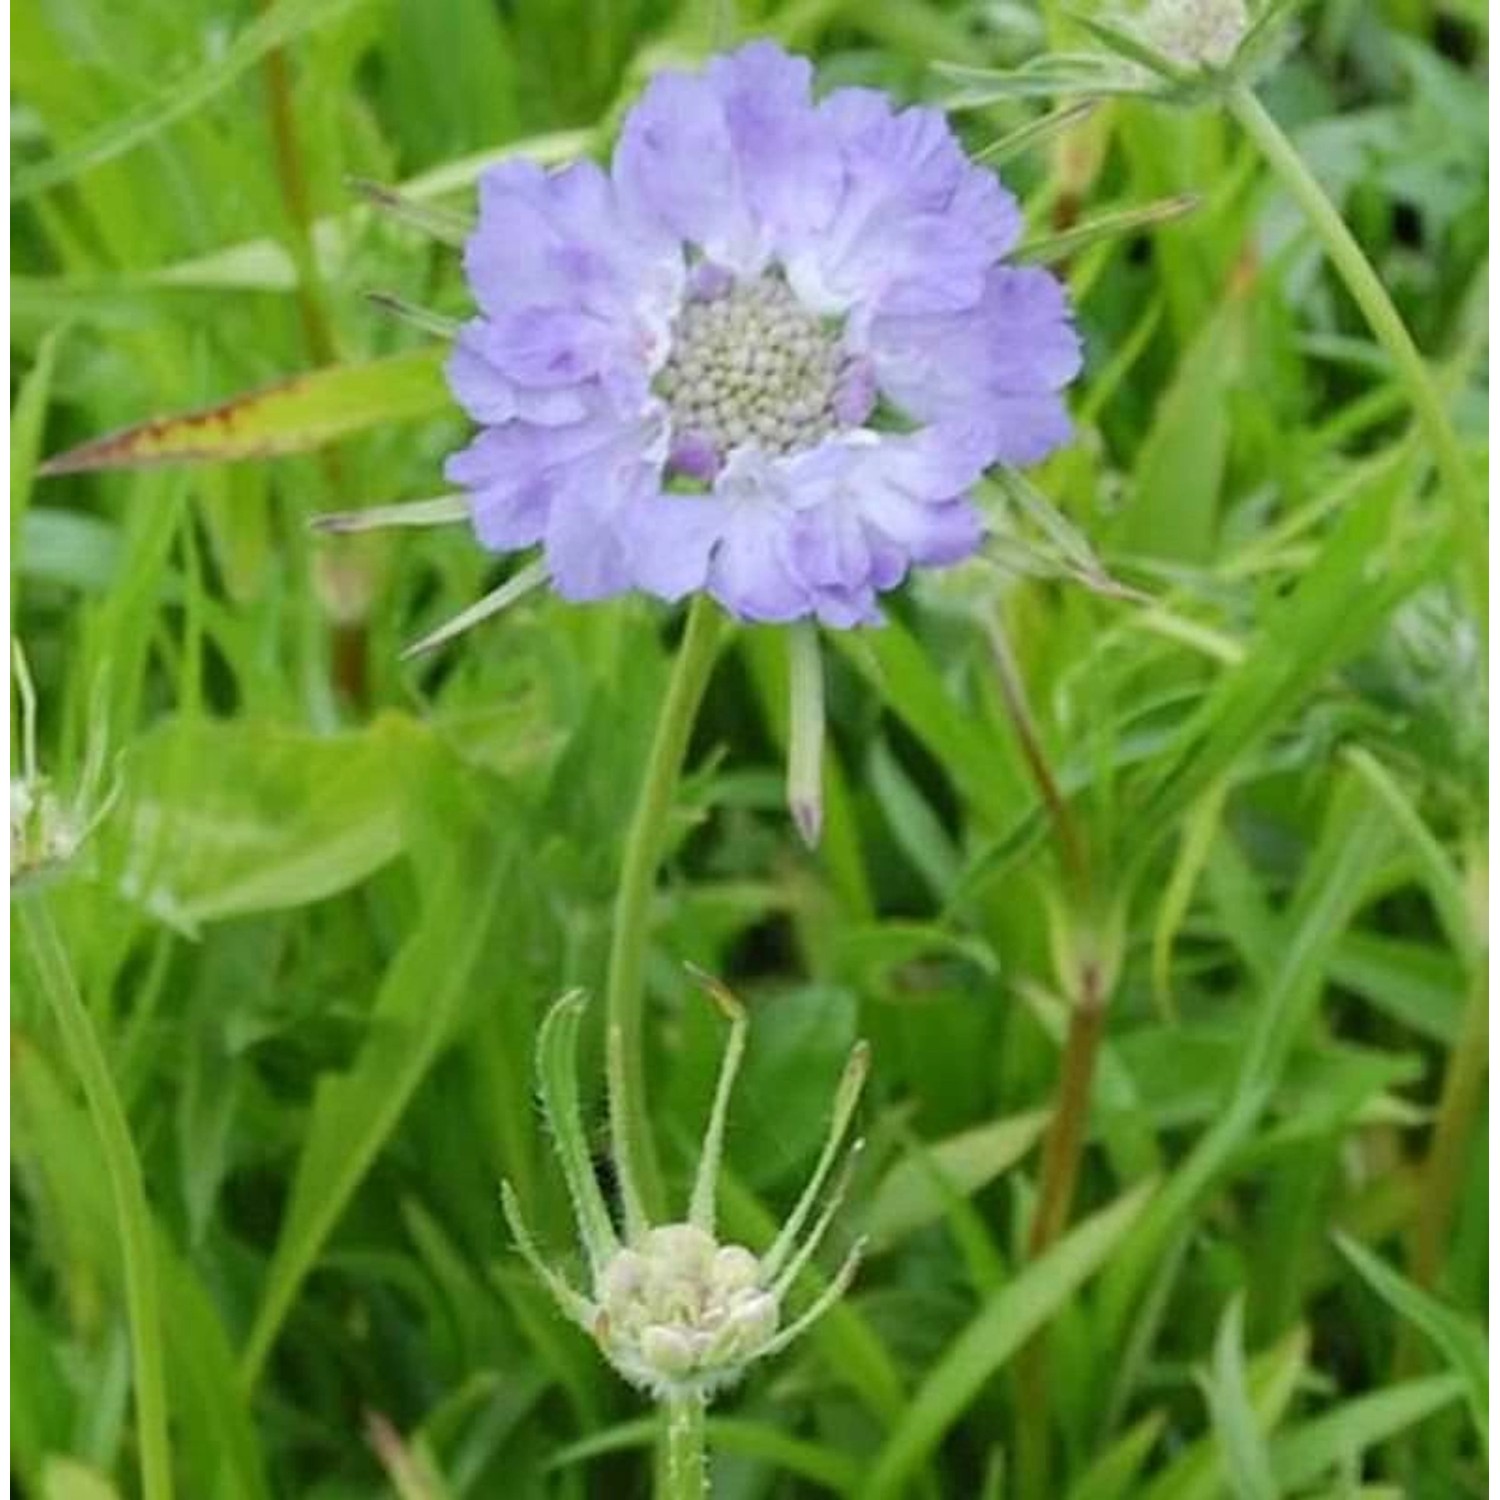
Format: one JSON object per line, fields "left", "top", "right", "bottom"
{"left": 1101, "top": 778, "right": 1393, "bottom": 1344}
{"left": 18, "top": 904, "right": 174, "bottom": 1500}
{"left": 1271, "top": 1375, "right": 1464, "bottom": 1491}
{"left": 1137, "top": 445, "right": 1437, "bottom": 833}
{"left": 1118, "top": 288, "right": 1246, "bottom": 563}
{"left": 12, "top": 0, "right": 369, "bottom": 200}
{"left": 118, "top": 716, "right": 418, "bottom": 929}
{"left": 1065, "top": 1410, "right": 1168, "bottom": 1500}
{"left": 1143, "top": 1327, "right": 1309, "bottom": 1500}
{"left": 11, "top": 331, "right": 58, "bottom": 570}
{"left": 866, "top": 1180, "right": 1155, "bottom": 1500}
{"left": 864, "top": 1109, "right": 1049, "bottom": 1252}
{"left": 39, "top": 349, "right": 448, "bottom": 474}
{"left": 1202, "top": 1296, "right": 1281, "bottom": 1500}
{"left": 1335, "top": 1236, "right": 1488, "bottom": 1445}
{"left": 40, "top": 1459, "right": 121, "bottom": 1500}
{"left": 238, "top": 821, "right": 511, "bottom": 1386}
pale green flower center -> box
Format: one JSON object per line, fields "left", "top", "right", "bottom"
{"left": 595, "top": 1223, "right": 780, "bottom": 1395}
{"left": 656, "top": 276, "right": 846, "bottom": 458}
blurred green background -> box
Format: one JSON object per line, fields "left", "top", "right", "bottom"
{"left": 10, "top": 1, "right": 1488, "bottom": 1496}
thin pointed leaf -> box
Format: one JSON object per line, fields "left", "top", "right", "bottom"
{"left": 365, "top": 292, "right": 461, "bottom": 340}
{"left": 977, "top": 100, "right": 1098, "bottom": 165}
{"left": 347, "top": 177, "right": 472, "bottom": 247}
{"left": 760, "top": 1041, "right": 869, "bottom": 1280}
{"left": 687, "top": 970, "right": 749, "bottom": 1232}
{"left": 1201, "top": 1296, "right": 1279, "bottom": 1500}
{"left": 311, "top": 495, "right": 470, "bottom": 535}
{"left": 1015, "top": 194, "right": 1199, "bottom": 266}
{"left": 537, "top": 994, "right": 620, "bottom": 1273}
{"left": 1335, "top": 1236, "right": 1488, "bottom": 1443}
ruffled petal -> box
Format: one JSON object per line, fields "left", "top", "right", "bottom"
{"left": 456, "top": 157, "right": 683, "bottom": 431}
{"left": 708, "top": 506, "right": 810, "bottom": 622}
{"left": 445, "top": 402, "right": 665, "bottom": 573}
{"left": 446, "top": 327, "right": 596, "bottom": 426}
{"left": 782, "top": 91, "right": 1022, "bottom": 317}
{"left": 625, "top": 493, "right": 728, "bottom": 601}
{"left": 545, "top": 485, "right": 634, "bottom": 599}
{"left": 613, "top": 69, "right": 762, "bottom": 274}
{"left": 866, "top": 265, "right": 1081, "bottom": 465}
{"left": 705, "top": 41, "right": 843, "bottom": 250}
{"left": 780, "top": 428, "right": 987, "bottom": 597}
{"left": 699, "top": 449, "right": 812, "bottom": 621}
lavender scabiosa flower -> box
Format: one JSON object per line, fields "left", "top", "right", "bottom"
{"left": 502, "top": 979, "right": 867, "bottom": 1487}
{"left": 442, "top": 41, "right": 1081, "bottom": 629}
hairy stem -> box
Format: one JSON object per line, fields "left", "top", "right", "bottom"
{"left": 257, "top": 3, "right": 337, "bottom": 369}
{"left": 1409, "top": 972, "right": 1489, "bottom": 1293}
{"left": 1015, "top": 959, "right": 1110, "bottom": 1500}
{"left": 1228, "top": 85, "right": 1486, "bottom": 625}
{"left": 606, "top": 597, "right": 726, "bottom": 1218}
{"left": 985, "top": 616, "right": 1089, "bottom": 894}
{"left": 1028, "top": 964, "right": 1109, "bottom": 1258}
{"left": 987, "top": 612, "right": 1108, "bottom": 1500}
{"left": 662, "top": 1393, "right": 709, "bottom": 1500}
{"left": 21, "top": 900, "right": 174, "bottom": 1500}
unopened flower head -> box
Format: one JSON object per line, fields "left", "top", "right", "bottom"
{"left": 502, "top": 981, "right": 868, "bottom": 1400}
{"left": 10, "top": 643, "right": 115, "bottom": 893}
{"left": 443, "top": 41, "right": 1081, "bottom": 627}
{"left": 1143, "top": 0, "right": 1249, "bottom": 69}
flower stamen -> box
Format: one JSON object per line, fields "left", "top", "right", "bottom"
{"left": 657, "top": 272, "right": 856, "bottom": 472}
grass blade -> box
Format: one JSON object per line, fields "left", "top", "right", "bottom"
{"left": 866, "top": 1180, "right": 1155, "bottom": 1500}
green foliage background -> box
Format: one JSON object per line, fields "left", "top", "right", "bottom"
{"left": 10, "top": 0, "right": 1488, "bottom": 1496}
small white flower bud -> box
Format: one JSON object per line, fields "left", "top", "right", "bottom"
{"left": 641, "top": 1324, "right": 699, "bottom": 1379}
{"left": 710, "top": 1245, "right": 761, "bottom": 1295}
{"left": 1145, "top": 0, "right": 1248, "bottom": 69}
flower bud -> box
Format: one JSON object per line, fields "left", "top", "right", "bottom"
{"left": 500, "top": 983, "right": 868, "bottom": 1404}
{"left": 1144, "top": 0, "right": 1248, "bottom": 69}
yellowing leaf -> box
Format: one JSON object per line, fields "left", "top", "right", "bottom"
{"left": 40, "top": 349, "right": 448, "bottom": 475}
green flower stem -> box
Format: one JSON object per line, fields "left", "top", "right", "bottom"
{"left": 1228, "top": 85, "right": 1486, "bottom": 624}
{"left": 20, "top": 899, "right": 174, "bottom": 1500}
{"left": 663, "top": 1393, "right": 709, "bottom": 1500}
{"left": 606, "top": 596, "right": 727, "bottom": 1219}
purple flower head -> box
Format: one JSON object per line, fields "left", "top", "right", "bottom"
{"left": 444, "top": 41, "right": 1082, "bottom": 626}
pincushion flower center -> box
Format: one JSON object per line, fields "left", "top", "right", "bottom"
{"left": 596, "top": 1224, "right": 781, "bottom": 1395}
{"left": 656, "top": 272, "right": 854, "bottom": 467}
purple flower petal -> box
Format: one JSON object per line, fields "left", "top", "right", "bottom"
{"left": 866, "top": 265, "right": 1081, "bottom": 465}
{"left": 446, "top": 404, "right": 664, "bottom": 561}
{"left": 613, "top": 69, "right": 762, "bottom": 274}
{"left": 782, "top": 91, "right": 1021, "bottom": 318}
{"left": 626, "top": 493, "right": 727, "bottom": 601}
{"left": 706, "top": 41, "right": 843, "bottom": 249}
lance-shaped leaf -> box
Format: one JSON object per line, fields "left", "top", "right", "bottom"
{"left": 40, "top": 349, "right": 449, "bottom": 476}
